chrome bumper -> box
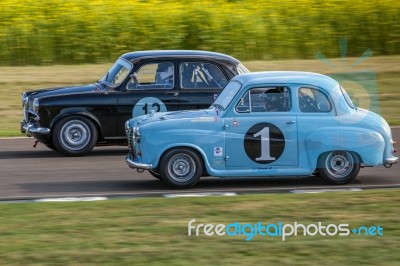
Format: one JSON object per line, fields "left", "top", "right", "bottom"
{"left": 20, "top": 120, "right": 50, "bottom": 136}
{"left": 126, "top": 157, "right": 153, "bottom": 170}
{"left": 384, "top": 156, "right": 398, "bottom": 165}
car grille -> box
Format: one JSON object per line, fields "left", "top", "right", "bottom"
{"left": 23, "top": 99, "right": 29, "bottom": 121}
{"left": 127, "top": 128, "right": 135, "bottom": 156}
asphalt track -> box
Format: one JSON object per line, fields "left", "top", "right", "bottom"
{"left": 0, "top": 128, "right": 399, "bottom": 200}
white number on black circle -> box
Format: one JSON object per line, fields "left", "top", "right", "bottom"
{"left": 253, "top": 127, "right": 276, "bottom": 161}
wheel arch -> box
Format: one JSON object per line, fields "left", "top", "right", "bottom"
{"left": 50, "top": 108, "right": 103, "bottom": 140}
{"left": 305, "top": 127, "right": 384, "bottom": 168}
{"left": 317, "top": 150, "right": 362, "bottom": 165}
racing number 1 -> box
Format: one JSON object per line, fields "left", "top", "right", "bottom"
{"left": 244, "top": 122, "right": 284, "bottom": 164}
{"left": 253, "top": 127, "right": 275, "bottom": 161}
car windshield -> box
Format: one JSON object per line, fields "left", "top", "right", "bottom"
{"left": 213, "top": 80, "right": 242, "bottom": 110}
{"left": 101, "top": 58, "right": 133, "bottom": 87}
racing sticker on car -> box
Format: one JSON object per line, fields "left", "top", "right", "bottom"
{"left": 231, "top": 118, "right": 240, "bottom": 127}
{"left": 244, "top": 122, "right": 285, "bottom": 164}
{"left": 191, "top": 117, "right": 218, "bottom": 123}
{"left": 214, "top": 147, "right": 223, "bottom": 156}
{"left": 132, "top": 97, "right": 167, "bottom": 117}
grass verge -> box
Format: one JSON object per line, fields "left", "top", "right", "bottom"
{"left": 0, "top": 189, "right": 399, "bottom": 265}
{"left": 1, "top": 56, "right": 399, "bottom": 137}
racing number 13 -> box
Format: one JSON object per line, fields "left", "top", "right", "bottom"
{"left": 253, "top": 127, "right": 275, "bottom": 161}
{"left": 142, "top": 103, "right": 161, "bottom": 114}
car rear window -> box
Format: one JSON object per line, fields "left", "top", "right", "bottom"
{"left": 180, "top": 62, "right": 228, "bottom": 89}
{"left": 298, "top": 87, "right": 332, "bottom": 112}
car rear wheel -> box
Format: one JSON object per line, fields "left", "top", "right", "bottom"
{"left": 318, "top": 151, "right": 360, "bottom": 184}
{"left": 53, "top": 116, "right": 98, "bottom": 157}
{"left": 159, "top": 148, "right": 203, "bottom": 188}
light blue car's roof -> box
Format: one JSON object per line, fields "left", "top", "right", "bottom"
{"left": 232, "top": 71, "right": 339, "bottom": 91}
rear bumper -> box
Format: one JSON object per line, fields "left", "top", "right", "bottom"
{"left": 384, "top": 156, "right": 398, "bottom": 165}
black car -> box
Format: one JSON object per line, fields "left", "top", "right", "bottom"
{"left": 21, "top": 50, "right": 249, "bottom": 156}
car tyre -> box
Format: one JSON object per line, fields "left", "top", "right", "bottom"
{"left": 149, "top": 170, "right": 161, "bottom": 180}
{"left": 45, "top": 142, "right": 57, "bottom": 151}
{"left": 318, "top": 151, "right": 360, "bottom": 184}
{"left": 159, "top": 148, "right": 203, "bottom": 188}
{"left": 53, "top": 116, "right": 97, "bottom": 157}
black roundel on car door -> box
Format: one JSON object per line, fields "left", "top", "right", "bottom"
{"left": 244, "top": 122, "right": 285, "bottom": 164}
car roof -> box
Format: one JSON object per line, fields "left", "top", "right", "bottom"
{"left": 120, "top": 50, "right": 241, "bottom": 64}
{"left": 233, "top": 71, "right": 339, "bottom": 92}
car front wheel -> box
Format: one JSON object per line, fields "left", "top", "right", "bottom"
{"left": 159, "top": 148, "right": 203, "bottom": 188}
{"left": 148, "top": 170, "right": 161, "bottom": 180}
{"left": 318, "top": 151, "right": 360, "bottom": 184}
{"left": 52, "top": 116, "right": 98, "bottom": 157}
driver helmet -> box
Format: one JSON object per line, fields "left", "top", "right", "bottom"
{"left": 158, "top": 63, "right": 173, "bottom": 81}
{"left": 265, "top": 89, "right": 284, "bottom": 111}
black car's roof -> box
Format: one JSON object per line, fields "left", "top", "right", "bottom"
{"left": 120, "top": 50, "right": 241, "bottom": 64}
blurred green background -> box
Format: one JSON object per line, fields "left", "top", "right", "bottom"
{"left": 1, "top": 0, "right": 399, "bottom": 65}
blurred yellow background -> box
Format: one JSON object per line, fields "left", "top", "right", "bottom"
{"left": 0, "top": 0, "right": 399, "bottom": 65}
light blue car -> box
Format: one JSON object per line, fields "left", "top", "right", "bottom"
{"left": 125, "top": 71, "right": 398, "bottom": 188}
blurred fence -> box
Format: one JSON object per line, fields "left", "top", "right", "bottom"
{"left": 0, "top": 0, "right": 399, "bottom": 65}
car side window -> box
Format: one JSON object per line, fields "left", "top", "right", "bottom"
{"left": 236, "top": 87, "right": 291, "bottom": 113}
{"left": 298, "top": 87, "right": 331, "bottom": 112}
{"left": 127, "top": 62, "right": 174, "bottom": 90}
{"left": 180, "top": 62, "right": 228, "bottom": 89}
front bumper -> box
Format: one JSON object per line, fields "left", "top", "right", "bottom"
{"left": 126, "top": 156, "right": 153, "bottom": 170}
{"left": 20, "top": 120, "right": 50, "bottom": 137}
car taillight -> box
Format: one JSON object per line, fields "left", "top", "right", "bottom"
{"left": 393, "top": 140, "right": 397, "bottom": 153}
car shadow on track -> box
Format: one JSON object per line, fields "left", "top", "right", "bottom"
{"left": 0, "top": 147, "right": 127, "bottom": 159}
{"left": 18, "top": 176, "right": 362, "bottom": 196}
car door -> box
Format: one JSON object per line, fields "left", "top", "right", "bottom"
{"left": 224, "top": 86, "right": 299, "bottom": 169}
{"left": 116, "top": 61, "right": 180, "bottom": 137}
{"left": 177, "top": 61, "right": 229, "bottom": 110}
{"left": 295, "top": 86, "right": 338, "bottom": 165}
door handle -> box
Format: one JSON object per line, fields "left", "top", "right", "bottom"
{"left": 286, "top": 120, "right": 296, "bottom": 124}
{"left": 165, "top": 91, "right": 179, "bottom": 96}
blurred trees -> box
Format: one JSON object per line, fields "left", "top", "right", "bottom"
{"left": 0, "top": 0, "right": 399, "bottom": 65}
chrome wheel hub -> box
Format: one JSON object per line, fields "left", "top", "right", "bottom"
{"left": 325, "top": 151, "right": 353, "bottom": 179}
{"left": 168, "top": 153, "right": 195, "bottom": 183}
{"left": 60, "top": 120, "right": 91, "bottom": 151}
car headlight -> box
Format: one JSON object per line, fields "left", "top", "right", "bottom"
{"left": 133, "top": 126, "right": 141, "bottom": 141}
{"left": 125, "top": 121, "right": 130, "bottom": 136}
{"left": 21, "top": 92, "right": 27, "bottom": 106}
{"left": 32, "top": 98, "right": 39, "bottom": 113}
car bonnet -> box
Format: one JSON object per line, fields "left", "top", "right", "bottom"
{"left": 129, "top": 108, "right": 214, "bottom": 127}
{"left": 27, "top": 84, "right": 98, "bottom": 99}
